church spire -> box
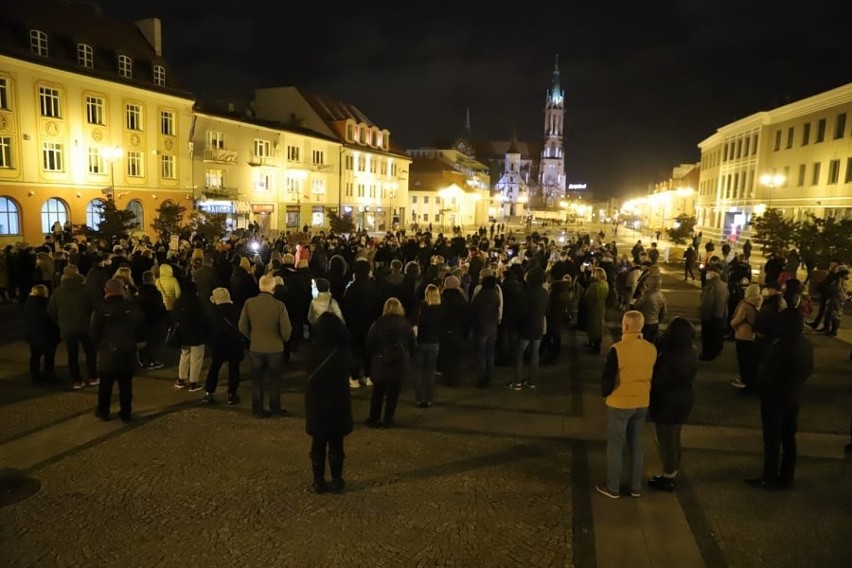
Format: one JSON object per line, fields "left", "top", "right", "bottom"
{"left": 464, "top": 107, "right": 471, "bottom": 131}
{"left": 508, "top": 125, "right": 519, "bottom": 154}
{"left": 549, "top": 53, "right": 563, "bottom": 106}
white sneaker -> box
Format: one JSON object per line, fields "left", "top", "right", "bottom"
{"left": 349, "top": 378, "right": 361, "bottom": 389}
{"left": 363, "top": 377, "right": 373, "bottom": 387}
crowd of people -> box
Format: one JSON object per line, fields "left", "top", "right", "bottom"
{"left": 6, "top": 221, "right": 849, "bottom": 494}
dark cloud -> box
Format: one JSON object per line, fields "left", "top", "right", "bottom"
{"left": 94, "top": 0, "right": 852, "bottom": 196}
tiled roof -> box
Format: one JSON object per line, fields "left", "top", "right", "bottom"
{"left": 193, "top": 104, "right": 340, "bottom": 143}
{"left": 0, "top": 0, "right": 191, "bottom": 97}
{"left": 297, "top": 87, "right": 375, "bottom": 126}
{"left": 483, "top": 139, "right": 539, "bottom": 159}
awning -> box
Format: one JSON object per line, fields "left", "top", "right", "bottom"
{"left": 235, "top": 201, "right": 251, "bottom": 214}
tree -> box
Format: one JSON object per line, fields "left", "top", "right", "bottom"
{"left": 666, "top": 214, "right": 696, "bottom": 246}
{"left": 188, "top": 211, "right": 228, "bottom": 243}
{"left": 797, "top": 214, "right": 852, "bottom": 268}
{"left": 151, "top": 202, "right": 186, "bottom": 241}
{"left": 328, "top": 211, "right": 354, "bottom": 234}
{"left": 75, "top": 198, "right": 138, "bottom": 244}
{"left": 750, "top": 208, "right": 799, "bottom": 256}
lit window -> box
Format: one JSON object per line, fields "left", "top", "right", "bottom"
{"left": 30, "top": 30, "right": 48, "bottom": 56}
{"left": 0, "top": 137, "right": 12, "bottom": 169}
{"left": 77, "top": 43, "right": 93, "bottom": 68}
{"left": 41, "top": 198, "right": 68, "bottom": 234}
{"left": 160, "top": 110, "right": 175, "bottom": 136}
{"left": 86, "top": 96, "right": 105, "bottom": 125}
{"left": 118, "top": 55, "right": 132, "bottom": 78}
{"left": 126, "top": 200, "right": 143, "bottom": 228}
{"left": 0, "top": 77, "right": 8, "bottom": 110}
{"left": 312, "top": 150, "right": 324, "bottom": 165}
{"left": 86, "top": 199, "right": 105, "bottom": 230}
{"left": 255, "top": 173, "right": 271, "bottom": 192}
{"left": 42, "top": 142, "right": 64, "bottom": 171}
{"left": 206, "top": 169, "right": 224, "bottom": 189}
{"left": 311, "top": 179, "right": 325, "bottom": 196}
{"left": 38, "top": 86, "right": 61, "bottom": 118}
{"left": 87, "top": 147, "right": 106, "bottom": 174}
{"left": 207, "top": 131, "right": 224, "bottom": 149}
{"left": 153, "top": 65, "right": 166, "bottom": 86}
{"left": 286, "top": 145, "right": 300, "bottom": 161}
{"left": 126, "top": 151, "right": 143, "bottom": 177}
{"left": 126, "top": 103, "right": 142, "bottom": 131}
{"left": 254, "top": 139, "right": 271, "bottom": 158}
{"left": 286, "top": 177, "right": 298, "bottom": 193}
{"left": 0, "top": 196, "right": 20, "bottom": 235}
{"left": 160, "top": 155, "right": 175, "bottom": 179}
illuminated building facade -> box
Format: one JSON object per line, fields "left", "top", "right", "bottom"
{"left": 493, "top": 129, "right": 531, "bottom": 218}
{"left": 0, "top": 3, "right": 195, "bottom": 245}
{"left": 696, "top": 83, "right": 852, "bottom": 243}
{"left": 539, "top": 54, "right": 566, "bottom": 205}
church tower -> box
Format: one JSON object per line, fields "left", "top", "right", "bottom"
{"left": 539, "top": 54, "right": 566, "bottom": 203}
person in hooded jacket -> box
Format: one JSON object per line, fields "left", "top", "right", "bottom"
{"left": 633, "top": 273, "right": 666, "bottom": 343}
{"left": 746, "top": 302, "right": 813, "bottom": 490}
{"left": 507, "top": 267, "right": 549, "bottom": 391}
{"left": 172, "top": 281, "right": 209, "bottom": 392}
{"left": 471, "top": 274, "right": 500, "bottom": 387}
{"left": 155, "top": 262, "right": 181, "bottom": 322}
{"left": 48, "top": 265, "right": 98, "bottom": 389}
{"left": 647, "top": 317, "right": 698, "bottom": 492}
{"left": 202, "top": 287, "right": 244, "bottom": 406}
{"left": 364, "top": 298, "right": 415, "bottom": 428}
{"left": 135, "top": 271, "right": 167, "bottom": 370}
{"left": 304, "top": 312, "right": 357, "bottom": 494}
{"left": 542, "top": 274, "right": 572, "bottom": 365}
{"left": 342, "top": 258, "right": 381, "bottom": 386}
{"left": 24, "top": 284, "right": 61, "bottom": 383}
{"left": 229, "top": 256, "right": 259, "bottom": 313}
{"left": 438, "top": 275, "right": 469, "bottom": 387}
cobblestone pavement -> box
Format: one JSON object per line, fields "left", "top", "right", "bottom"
{"left": 1, "top": 266, "right": 851, "bottom": 567}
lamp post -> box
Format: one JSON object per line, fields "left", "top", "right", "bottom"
{"left": 759, "top": 173, "right": 785, "bottom": 210}
{"left": 102, "top": 146, "right": 123, "bottom": 200}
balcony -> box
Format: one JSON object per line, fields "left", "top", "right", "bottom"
{"left": 203, "top": 148, "right": 239, "bottom": 164}
{"left": 202, "top": 185, "right": 239, "bottom": 199}
{"left": 248, "top": 155, "right": 277, "bottom": 167}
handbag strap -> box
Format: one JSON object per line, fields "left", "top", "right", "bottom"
{"left": 307, "top": 348, "right": 338, "bottom": 383}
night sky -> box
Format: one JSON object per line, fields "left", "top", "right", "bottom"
{"left": 94, "top": 0, "right": 851, "bottom": 198}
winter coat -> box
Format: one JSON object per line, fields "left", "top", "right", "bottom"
{"left": 206, "top": 302, "right": 245, "bottom": 360}
{"left": 700, "top": 276, "right": 728, "bottom": 320}
{"left": 413, "top": 303, "right": 442, "bottom": 344}
{"left": 304, "top": 343, "right": 356, "bottom": 439}
{"left": 229, "top": 267, "right": 259, "bottom": 312}
{"left": 135, "top": 283, "right": 168, "bottom": 328}
{"left": 238, "top": 292, "right": 292, "bottom": 353}
{"left": 439, "top": 288, "right": 470, "bottom": 340}
{"left": 583, "top": 279, "right": 609, "bottom": 341}
{"left": 546, "top": 279, "right": 572, "bottom": 335}
{"left": 649, "top": 342, "right": 698, "bottom": 424}
{"left": 193, "top": 264, "right": 219, "bottom": 305}
{"left": 730, "top": 296, "right": 761, "bottom": 341}
{"left": 308, "top": 292, "right": 344, "bottom": 326}
{"left": 364, "top": 314, "right": 415, "bottom": 381}
{"left": 155, "top": 264, "right": 181, "bottom": 311}
{"left": 24, "top": 295, "right": 60, "bottom": 348}
{"left": 516, "top": 283, "right": 549, "bottom": 340}
{"left": 470, "top": 280, "right": 501, "bottom": 338}
{"left": 756, "top": 309, "right": 813, "bottom": 405}
{"left": 172, "top": 293, "right": 210, "bottom": 347}
{"left": 633, "top": 275, "right": 666, "bottom": 325}
{"left": 342, "top": 277, "right": 381, "bottom": 343}
{"left": 48, "top": 275, "right": 94, "bottom": 337}
{"left": 89, "top": 295, "right": 144, "bottom": 374}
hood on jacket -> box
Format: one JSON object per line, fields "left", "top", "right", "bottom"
{"left": 159, "top": 264, "right": 174, "bottom": 278}
{"left": 644, "top": 274, "right": 662, "bottom": 293}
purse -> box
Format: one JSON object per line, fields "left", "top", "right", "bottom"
{"left": 307, "top": 348, "right": 338, "bottom": 384}
{"left": 165, "top": 322, "right": 181, "bottom": 347}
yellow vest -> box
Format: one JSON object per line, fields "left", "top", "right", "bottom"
{"left": 606, "top": 332, "right": 657, "bottom": 409}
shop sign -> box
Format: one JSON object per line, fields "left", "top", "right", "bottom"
{"left": 251, "top": 204, "right": 275, "bottom": 213}
{"left": 198, "top": 200, "right": 235, "bottom": 214}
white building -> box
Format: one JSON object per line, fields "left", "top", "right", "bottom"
{"left": 539, "top": 54, "right": 566, "bottom": 204}
{"left": 493, "top": 131, "right": 530, "bottom": 218}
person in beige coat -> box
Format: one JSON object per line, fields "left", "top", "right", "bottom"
{"left": 730, "top": 284, "right": 762, "bottom": 390}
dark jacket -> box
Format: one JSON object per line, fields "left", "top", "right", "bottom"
{"left": 172, "top": 293, "right": 210, "bottom": 347}
{"left": 135, "top": 283, "right": 167, "bottom": 328}
{"left": 364, "top": 314, "right": 415, "bottom": 381}
{"left": 439, "top": 288, "right": 470, "bottom": 339}
{"left": 756, "top": 309, "right": 813, "bottom": 405}
{"left": 414, "top": 303, "right": 442, "bottom": 344}
{"left": 470, "top": 279, "right": 500, "bottom": 338}
{"left": 516, "top": 284, "right": 549, "bottom": 340}
{"left": 304, "top": 343, "right": 356, "bottom": 439}
{"left": 193, "top": 264, "right": 219, "bottom": 305}
{"left": 207, "top": 302, "right": 244, "bottom": 360}
{"left": 89, "top": 295, "right": 144, "bottom": 374}
{"left": 342, "top": 277, "right": 380, "bottom": 342}
{"left": 649, "top": 339, "right": 698, "bottom": 424}
{"left": 48, "top": 276, "right": 94, "bottom": 336}
{"left": 24, "top": 295, "right": 60, "bottom": 348}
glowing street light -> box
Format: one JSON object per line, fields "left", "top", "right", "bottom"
{"left": 102, "top": 146, "right": 123, "bottom": 200}
{"left": 759, "top": 173, "right": 785, "bottom": 209}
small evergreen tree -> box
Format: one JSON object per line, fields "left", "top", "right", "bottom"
{"left": 666, "top": 214, "right": 696, "bottom": 246}
{"left": 75, "top": 198, "right": 138, "bottom": 243}
{"left": 797, "top": 214, "right": 852, "bottom": 268}
{"left": 151, "top": 202, "right": 186, "bottom": 240}
{"left": 188, "top": 211, "right": 228, "bottom": 244}
{"left": 328, "top": 211, "right": 355, "bottom": 234}
{"left": 751, "top": 208, "right": 799, "bottom": 256}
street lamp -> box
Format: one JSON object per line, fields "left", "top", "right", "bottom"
{"left": 759, "top": 173, "right": 785, "bottom": 210}
{"left": 102, "top": 146, "right": 123, "bottom": 200}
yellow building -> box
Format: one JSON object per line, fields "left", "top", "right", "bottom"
{"left": 253, "top": 87, "right": 411, "bottom": 232}
{"left": 191, "top": 109, "right": 341, "bottom": 234}
{"left": 406, "top": 147, "right": 490, "bottom": 231}
{"left": 696, "top": 83, "right": 852, "bottom": 243}
{"left": 0, "top": 3, "right": 195, "bottom": 245}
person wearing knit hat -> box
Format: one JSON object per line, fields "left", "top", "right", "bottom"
{"left": 202, "top": 287, "right": 244, "bottom": 406}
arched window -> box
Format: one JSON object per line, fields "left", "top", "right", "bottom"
{"left": 0, "top": 196, "right": 21, "bottom": 235}
{"left": 41, "top": 198, "right": 68, "bottom": 234}
{"left": 86, "top": 198, "right": 105, "bottom": 230}
{"left": 126, "top": 200, "right": 143, "bottom": 229}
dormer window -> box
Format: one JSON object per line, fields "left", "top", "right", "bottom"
{"left": 345, "top": 121, "right": 354, "bottom": 142}
{"left": 153, "top": 65, "right": 166, "bottom": 86}
{"left": 359, "top": 125, "right": 366, "bottom": 144}
{"left": 382, "top": 130, "right": 390, "bottom": 150}
{"left": 30, "top": 30, "right": 48, "bottom": 56}
{"left": 118, "top": 55, "right": 132, "bottom": 78}
{"left": 77, "top": 44, "right": 93, "bottom": 68}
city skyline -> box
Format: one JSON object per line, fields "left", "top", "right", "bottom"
{"left": 21, "top": 0, "right": 852, "bottom": 197}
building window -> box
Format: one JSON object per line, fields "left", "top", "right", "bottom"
{"left": 802, "top": 123, "right": 810, "bottom": 145}
{"left": 85, "top": 96, "right": 105, "bottom": 125}
{"left": 346, "top": 124, "right": 354, "bottom": 142}
{"left": 345, "top": 155, "right": 353, "bottom": 170}
{"left": 311, "top": 179, "right": 325, "bottom": 197}
{"left": 160, "top": 110, "right": 175, "bottom": 136}
{"left": 785, "top": 127, "right": 794, "bottom": 149}
{"left": 846, "top": 158, "right": 852, "bottom": 184}
{"left": 357, "top": 184, "right": 365, "bottom": 197}
{"left": 0, "top": 137, "right": 12, "bottom": 168}
{"left": 286, "top": 145, "right": 300, "bottom": 162}
{"left": 86, "top": 199, "right": 105, "bottom": 230}
{"left": 816, "top": 118, "right": 826, "bottom": 142}
{"left": 381, "top": 161, "right": 388, "bottom": 175}
{"left": 207, "top": 131, "right": 224, "bottom": 149}
{"left": 743, "top": 136, "right": 750, "bottom": 156}
{"left": 835, "top": 113, "right": 847, "bottom": 139}
{"left": 783, "top": 166, "right": 790, "bottom": 187}
{"left": 797, "top": 164, "right": 806, "bottom": 186}
{"left": 828, "top": 159, "right": 840, "bottom": 184}
{"left": 773, "top": 130, "right": 781, "bottom": 151}
{"left": 160, "top": 155, "right": 175, "bottom": 179}
{"left": 369, "top": 158, "right": 377, "bottom": 174}
{"left": 42, "top": 142, "right": 63, "bottom": 171}
{"left": 126, "top": 200, "right": 143, "bottom": 228}
{"left": 412, "top": 196, "right": 417, "bottom": 204}
{"left": 391, "top": 163, "right": 398, "bottom": 176}
{"left": 345, "top": 182, "right": 353, "bottom": 197}
{"left": 153, "top": 65, "right": 166, "bottom": 86}
{"left": 87, "top": 147, "right": 106, "bottom": 174}
{"left": 118, "top": 55, "right": 132, "bottom": 78}
{"left": 359, "top": 126, "right": 366, "bottom": 144}
{"left": 286, "top": 177, "right": 298, "bottom": 194}
{"left": 423, "top": 196, "right": 429, "bottom": 204}
{"left": 0, "top": 196, "right": 20, "bottom": 235}
{"left": 30, "top": 30, "right": 48, "bottom": 56}
{"left": 312, "top": 150, "right": 324, "bottom": 165}
{"left": 254, "top": 172, "right": 271, "bottom": 192}
{"left": 127, "top": 151, "right": 143, "bottom": 177}
{"left": 0, "top": 78, "right": 8, "bottom": 110}
{"left": 751, "top": 134, "right": 758, "bottom": 155}
{"left": 38, "top": 86, "right": 61, "bottom": 118}
{"left": 357, "top": 156, "right": 365, "bottom": 171}
{"left": 206, "top": 169, "right": 224, "bottom": 189}
{"left": 125, "top": 103, "right": 142, "bottom": 131}
{"left": 254, "top": 139, "right": 271, "bottom": 158}
{"left": 811, "top": 162, "right": 821, "bottom": 185}
{"left": 77, "top": 43, "right": 93, "bottom": 68}
{"left": 41, "top": 198, "right": 68, "bottom": 234}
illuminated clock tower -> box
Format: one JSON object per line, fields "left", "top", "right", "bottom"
{"left": 539, "top": 54, "right": 566, "bottom": 204}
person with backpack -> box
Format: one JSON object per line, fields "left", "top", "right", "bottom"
{"left": 90, "top": 278, "right": 144, "bottom": 422}
{"left": 364, "top": 297, "right": 415, "bottom": 428}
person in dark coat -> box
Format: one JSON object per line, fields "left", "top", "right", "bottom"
{"left": 90, "top": 279, "right": 144, "bottom": 422}
{"left": 304, "top": 312, "right": 356, "bottom": 493}
{"left": 172, "top": 281, "right": 210, "bottom": 392}
{"left": 229, "top": 256, "right": 259, "bottom": 313}
{"left": 507, "top": 267, "right": 549, "bottom": 390}
{"left": 647, "top": 317, "right": 698, "bottom": 492}
{"left": 746, "top": 304, "right": 814, "bottom": 490}
{"left": 470, "top": 275, "right": 500, "bottom": 388}
{"left": 364, "top": 298, "right": 416, "bottom": 428}
{"left": 412, "top": 284, "right": 442, "bottom": 405}
{"left": 497, "top": 269, "right": 522, "bottom": 366}
{"left": 437, "top": 275, "right": 469, "bottom": 387}
{"left": 542, "top": 275, "right": 572, "bottom": 364}
{"left": 342, "top": 258, "right": 380, "bottom": 385}
{"left": 135, "top": 271, "right": 167, "bottom": 370}
{"left": 24, "top": 284, "right": 61, "bottom": 383}
{"left": 202, "top": 288, "right": 244, "bottom": 406}
{"left": 48, "top": 265, "right": 97, "bottom": 389}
